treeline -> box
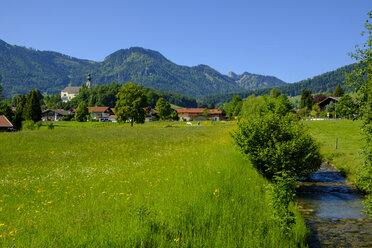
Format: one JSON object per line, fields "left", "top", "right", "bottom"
{"left": 10, "top": 83, "right": 197, "bottom": 111}
{"left": 198, "top": 64, "right": 357, "bottom": 107}
{"left": 0, "top": 88, "right": 43, "bottom": 130}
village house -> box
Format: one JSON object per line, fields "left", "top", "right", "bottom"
{"left": 87, "top": 107, "right": 114, "bottom": 121}
{"left": 175, "top": 108, "right": 225, "bottom": 121}
{"left": 317, "top": 96, "right": 341, "bottom": 111}
{"left": 0, "top": 115, "right": 14, "bottom": 132}
{"left": 42, "top": 109, "right": 72, "bottom": 121}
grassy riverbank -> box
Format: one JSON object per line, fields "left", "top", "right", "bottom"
{"left": 304, "top": 120, "right": 364, "bottom": 183}
{"left": 0, "top": 122, "right": 308, "bottom": 247}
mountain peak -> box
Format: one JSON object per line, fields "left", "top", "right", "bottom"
{"left": 227, "top": 71, "right": 237, "bottom": 79}
{"left": 104, "top": 47, "right": 167, "bottom": 62}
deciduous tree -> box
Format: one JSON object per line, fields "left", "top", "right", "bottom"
{"left": 115, "top": 82, "right": 148, "bottom": 127}
{"left": 345, "top": 11, "right": 372, "bottom": 215}
{"left": 75, "top": 101, "right": 89, "bottom": 122}
{"left": 270, "top": 88, "right": 281, "bottom": 98}
{"left": 156, "top": 97, "right": 172, "bottom": 120}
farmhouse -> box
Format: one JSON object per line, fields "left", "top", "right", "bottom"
{"left": 87, "top": 107, "right": 114, "bottom": 121}
{"left": 317, "top": 96, "right": 341, "bottom": 111}
{"left": 175, "top": 108, "right": 225, "bottom": 121}
{"left": 0, "top": 115, "right": 13, "bottom": 132}
{"left": 42, "top": 109, "right": 72, "bottom": 121}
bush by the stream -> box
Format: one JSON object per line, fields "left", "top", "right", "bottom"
{"left": 234, "top": 112, "right": 322, "bottom": 180}
{"left": 234, "top": 94, "right": 322, "bottom": 231}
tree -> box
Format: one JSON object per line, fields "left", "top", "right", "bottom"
{"left": 313, "top": 93, "right": 328, "bottom": 104}
{"left": 325, "top": 101, "right": 336, "bottom": 113}
{"left": 209, "top": 102, "right": 215, "bottom": 109}
{"left": 170, "top": 111, "right": 179, "bottom": 121}
{"left": 0, "top": 85, "right": 3, "bottom": 101}
{"left": 336, "top": 94, "right": 356, "bottom": 119}
{"left": 0, "top": 102, "right": 13, "bottom": 123}
{"left": 270, "top": 88, "right": 281, "bottom": 98}
{"left": 23, "top": 90, "right": 42, "bottom": 123}
{"left": 75, "top": 101, "right": 89, "bottom": 122}
{"left": 202, "top": 108, "right": 210, "bottom": 119}
{"left": 115, "top": 82, "right": 148, "bottom": 127}
{"left": 225, "top": 95, "right": 242, "bottom": 119}
{"left": 14, "top": 95, "right": 26, "bottom": 130}
{"left": 345, "top": 11, "right": 372, "bottom": 215}
{"left": 156, "top": 97, "right": 172, "bottom": 120}
{"left": 333, "top": 83, "right": 344, "bottom": 97}
{"left": 300, "top": 89, "right": 313, "bottom": 109}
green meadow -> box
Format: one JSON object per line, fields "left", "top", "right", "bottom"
{"left": 0, "top": 122, "right": 308, "bottom": 247}
{"left": 303, "top": 120, "right": 364, "bottom": 183}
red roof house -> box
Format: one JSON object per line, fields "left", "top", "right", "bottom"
{"left": 0, "top": 115, "right": 13, "bottom": 132}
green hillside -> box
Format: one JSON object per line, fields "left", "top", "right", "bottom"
{"left": 199, "top": 64, "right": 356, "bottom": 107}
{"left": 0, "top": 40, "right": 287, "bottom": 99}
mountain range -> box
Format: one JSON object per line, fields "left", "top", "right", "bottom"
{"left": 0, "top": 39, "right": 286, "bottom": 99}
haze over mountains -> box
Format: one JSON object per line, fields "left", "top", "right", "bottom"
{"left": 0, "top": 39, "right": 286, "bottom": 99}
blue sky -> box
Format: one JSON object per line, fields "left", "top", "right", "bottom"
{"left": 1, "top": 0, "right": 371, "bottom": 83}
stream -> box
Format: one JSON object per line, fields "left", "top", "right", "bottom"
{"left": 296, "top": 163, "right": 372, "bottom": 247}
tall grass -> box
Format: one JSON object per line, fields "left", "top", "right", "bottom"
{"left": 0, "top": 122, "right": 307, "bottom": 247}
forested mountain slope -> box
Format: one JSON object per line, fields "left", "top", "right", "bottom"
{"left": 0, "top": 39, "right": 287, "bottom": 99}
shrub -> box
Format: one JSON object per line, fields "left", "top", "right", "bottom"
{"left": 47, "top": 122, "right": 54, "bottom": 130}
{"left": 318, "top": 111, "right": 328, "bottom": 118}
{"left": 233, "top": 112, "right": 322, "bottom": 181}
{"left": 22, "top": 120, "right": 35, "bottom": 130}
{"left": 35, "top": 121, "right": 42, "bottom": 130}
{"left": 62, "top": 113, "right": 75, "bottom": 121}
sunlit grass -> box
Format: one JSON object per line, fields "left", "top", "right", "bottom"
{"left": 0, "top": 121, "right": 307, "bottom": 247}
{"left": 304, "top": 120, "right": 364, "bottom": 182}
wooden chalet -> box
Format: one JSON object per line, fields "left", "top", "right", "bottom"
{"left": 42, "top": 109, "right": 72, "bottom": 121}
{"left": 0, "top": 115, "right": 14, "bottom": 132}
{"left": 317, "top": 96, "right": 341, "bottom": 111}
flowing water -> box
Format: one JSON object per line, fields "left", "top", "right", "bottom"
{"left": 296, "top": 163, "right": 372, "bottom": 247}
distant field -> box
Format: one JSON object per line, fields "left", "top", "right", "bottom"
{"left": 0, "top": 121, "right": 307, "bottom": 247}
{"left": 304, "top": 120, "right": 364, "bottom": 183}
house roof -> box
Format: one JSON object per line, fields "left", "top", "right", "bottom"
{"left": 175, "top": 108, "right": 223, "bottom": 114}
{"left": 317, "top": 96, "right": 341, "bottom": 106}
{"left": 0, "top": 115, "right": 13, "bottom": 128}
{"left": 61, "top": 86, "right": 81, "bottom": 94}
{"left": 42, "top": 109, "right": 71, "bottom": 116}
{"left": 87, "top": 107, "right": 113, "bottom": 113}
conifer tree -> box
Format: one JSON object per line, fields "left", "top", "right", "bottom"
{"left": 300, "top": 89, "right": 313, "bottom": 109}
{"left": 333, "top": 83, "right": 344, "bottom": 97}
{"left": 23, "top": 90, "right": 42, "bottom": 122}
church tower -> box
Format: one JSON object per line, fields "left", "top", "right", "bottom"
{"left": 86, "top": 73, "right": 92, "bottom": 88}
